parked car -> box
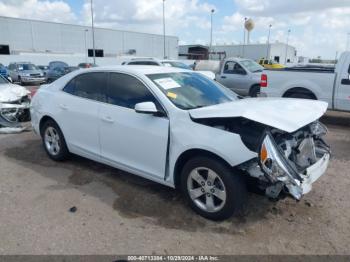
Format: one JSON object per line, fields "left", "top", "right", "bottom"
{"left": 46, "top": 61, "right": 79, "bottom": 83}
{"left": 78, "top": 63, "right": 97, "bottom": 69}
{"left": 260, "top": 51, "right": 350, "bottom": 112}
{"left": 123, "top": 58, "right": 215, "bottom": 79}
{"left": 0, "top": 75, "right": 31, "bottom": 132}
{"left": 0, "top": 63, "right": 11, "bottom": 82}
{"left": 258, "top": 59, "right": 285, "bottom": 69}
{"left": 196, "top": 58, "right": 264, "bottom": 97}
{"left": 37, "top": 65, "right": 49, "bottom": 76}
{"left": 31, "top": 66, "right": 330, "bottom": 221}
{"left": 8, "top": 62, "right": 46, "bottom": 85}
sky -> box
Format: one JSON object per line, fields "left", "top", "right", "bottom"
{"left": 0, "top": 0, "right": 350, "bottom": 59}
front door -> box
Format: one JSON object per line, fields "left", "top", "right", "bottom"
{"left": 99, "top": 72, "right": 169, "bottom": 180}
{"left": 218, "top": 61, "right": 248, "bottom": 95}
{"left": 335, "top": 61, "right": 350, "bottom": 112}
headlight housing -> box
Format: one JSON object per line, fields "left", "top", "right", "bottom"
{"left": 22, "top": 73, "right": 31, "bottom": 77}
{"left": 310, "top": 121, "right": 327, "bottom": 137}
{"left": 259, "top": 133, "right": 301, "bottom": 184}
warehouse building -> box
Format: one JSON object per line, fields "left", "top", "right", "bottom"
{"left": 0, "top": 16, "right": 179, "bottom": 66}
{"left": 180, "top": 43, "right": 297, "bottom": 64}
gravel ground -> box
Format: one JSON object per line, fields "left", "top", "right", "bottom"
{"left": 0, "top": 111, "right": 349, "bottom": 255}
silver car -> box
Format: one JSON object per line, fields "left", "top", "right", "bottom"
{"left": 8, "top": 62, "right": 46, "bottom": 85}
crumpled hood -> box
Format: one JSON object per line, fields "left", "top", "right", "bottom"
{"left": 189, "top": 98, "right": 328, "bottom": 133}
{"left": 0, "top": 83, "right": 30, "bottom": 103}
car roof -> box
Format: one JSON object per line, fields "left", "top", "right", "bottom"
{"left": 84, "top": 65, "right": 191, "bottom": 75}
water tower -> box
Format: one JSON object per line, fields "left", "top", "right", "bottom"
{"left": 245, "top": 18, "right": 255, "bottom": 44}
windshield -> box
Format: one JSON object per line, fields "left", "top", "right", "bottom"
{"left": 18, "top": 64, "right": 37, "bottom": 71}
{"left": 162, "top": 61, "right": 192, "bottom": 70}
{"left": 0, "top": 75, "right": 9, "bottom": 84}
{"left": 147, "top": 72, "right": 236, "bottom": 110}
{"left": 241, "top": 60, "right": 264, "bottom": 73}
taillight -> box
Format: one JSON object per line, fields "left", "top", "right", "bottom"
{"left": 261, "top": 74, "right": 268, "bottom": 88}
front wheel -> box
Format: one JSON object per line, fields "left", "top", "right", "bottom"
{"left": 41, "top": 120, "right": 69, "bottom": 161}
{"left": 181, "top": 156, "right": 247, "bottom": 221}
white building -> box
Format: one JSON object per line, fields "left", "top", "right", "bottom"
{"left": 0, "top": 16, "right": 179, "bottom": 66}
{"left": 179, "top": 43, "right": 297, "bottom": 64}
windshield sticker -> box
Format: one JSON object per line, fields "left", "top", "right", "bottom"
{"left": 167, "top": 92, "right": 178, "bottom": 99}
{"left": 154, "top": 77, "right": 181, "bottom": 90}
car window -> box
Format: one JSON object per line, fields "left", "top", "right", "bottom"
{"left": 128, "top": 61, "right": 160, "bottom": 66}
{"left": 0, "top": 75, "right": 8, "bottom": 84}
{"left": 18, "top": 64, "right": 37, "bottom": 71}
{"left": 63, "top": 73, "right": 106, "bottom": 102}
{"left": 223, "top": 61, "right": 245, "bottom": 74}
{"left": 107, "top": 73, "right": 159, "bottom": 109}
{"left": 240, "top": 60, "right": 264, "bottom": 73}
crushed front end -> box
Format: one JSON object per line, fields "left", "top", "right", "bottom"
{"left": 245, "top": 121, "right": 330, "bottom": 200}
{"left": 0, "top": 94, "right": 31, "bottom": 132}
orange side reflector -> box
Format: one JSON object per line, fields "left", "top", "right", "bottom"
{"left": 261, "top": 144, "right": 268, "bottom": 163}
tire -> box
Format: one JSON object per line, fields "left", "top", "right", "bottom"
{"left": 180, "top": 156, "right": 247, "bottom": 221}
{"left": 249, "top": 85, "right": 260, "bottom": 97}
{"left": 287, "top": 93, "right": 315, "bottom": 100}
{"left": 41, "top": 120, "right": 69, "bottom": 161}
{"left": 18, "top": 76, "right": 24, "bottom": 86}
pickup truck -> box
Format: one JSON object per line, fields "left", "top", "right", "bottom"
{"left": 261, "top": 51, "right": 350, "bottom": 112}
{"left": 195, "top": 58, "right": 264, "bottom": 97}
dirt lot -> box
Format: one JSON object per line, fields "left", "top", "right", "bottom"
{"left": 0, "top": 111, "right": 349, "bottom": 255}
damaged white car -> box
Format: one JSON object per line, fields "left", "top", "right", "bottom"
{"left": 0, "top": 76, "right": 31, "bottom": 133}
{"left": 30, "top": 66, "right": 330, "bottom": 220}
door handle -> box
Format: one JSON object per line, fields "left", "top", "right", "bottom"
{"left": 102, "top": 116, "right": 114, "bottom": 123}
{"left": 221, "top": 76, "right": 227, "bottom": 79}
{"left": 59, "top": 104, "right": 68, "bottom": 110}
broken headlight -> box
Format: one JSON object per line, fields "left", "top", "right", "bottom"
{"left": 259, "top": 133, "right": 300, "bottom": 184}
{"left": 0, "top": 108, "right": 19, "bottom": 122}
{"left": 310, "top": 121, "right": 328, "bottom": 137}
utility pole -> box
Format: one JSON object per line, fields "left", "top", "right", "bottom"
{"left": 209, "top": 9, "right": 215, "bottom": 60}
{"left": 163, "top": 0, "right": 166, "bottom": 59}
{"left": 90, "top": 0, "right": 96, "bottom": 65}
{"left": 84, "top": 29, "right": 88, "bottom": 63}
{"left": 242, "top": 17, "right": 247, "bottom": 57}
{"left": 285, "top": 29, "right": 291, "bottom": 64}
{"left": 266, "top": 24, "right": 272, "bottom": 60}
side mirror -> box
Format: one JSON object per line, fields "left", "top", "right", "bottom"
{"left": 348, "top": 64, "right": 350, "bottom": 74}
{"left": 135, "top": 102, "right": 159, "bottom": 115}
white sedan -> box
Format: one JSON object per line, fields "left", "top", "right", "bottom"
{"left": 31, "top": 66, "right": 330, "bottom": 220}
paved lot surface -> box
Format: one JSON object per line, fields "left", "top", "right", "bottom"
{"left": 0, "top": 111, "right": 349, "bottom": 255}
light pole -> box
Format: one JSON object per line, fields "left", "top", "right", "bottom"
{"left": 209, "top": 9, "right": 215, "bottom": 60}
{"left": 84, "top": 29, "right": 88, "bottom": 63}
{"left": 266, "top": 24, "right": 272, "bottom": 60}
{"left": 90, "top": 0, "right": 96, "bottom": 65}
{"left": 163, "top": 0, "right": 166, "bottom": 59}
{"left": 284, "top": 29, "right": 291, "bottom": 64}
{"left": 242, "top": 17, "right": 247, "bottom": 58}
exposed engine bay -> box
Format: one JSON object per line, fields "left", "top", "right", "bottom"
{"left": 0, "top": 81, "right": 31, "bottom": 134}
{"left": 194, "top": 117, "right": 331, "bottom": 200}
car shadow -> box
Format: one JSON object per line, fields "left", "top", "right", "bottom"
{"left": 5, "top": 137, "right": 282, "bottom": 235}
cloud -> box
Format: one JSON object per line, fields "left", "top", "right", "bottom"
{"left": 0, "top": 0, "right": 77, "bottom": 23}
{"left": 81, "top": 0, "right": 216, "bottom": 35}
{"left": 235, "top": 0, "right": 350, "bottom": 16}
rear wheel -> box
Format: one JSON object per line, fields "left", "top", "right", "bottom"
{"left": 41, "top": 120, "right": 69, "bottom": 161}
{"left": 287, "top": 93, "right": 315, "bottom": 100}
{"left": 249, "top": 85, "right": 260, "bottom": 97}
{"left": 181, "top": 156, "right": 247, "bottom": 221}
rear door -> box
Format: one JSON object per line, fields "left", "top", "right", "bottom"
{"left": 99, "top": 72, "right": 169, "bottom": 180}
{"left": 218, "top": 61, "right": 249, "bottom": 95}
{"left": 335, "top": 59, "right": 350, "bottom": 111}
{"left": 55, "top": 72, "right": 107, "bottom": 159}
